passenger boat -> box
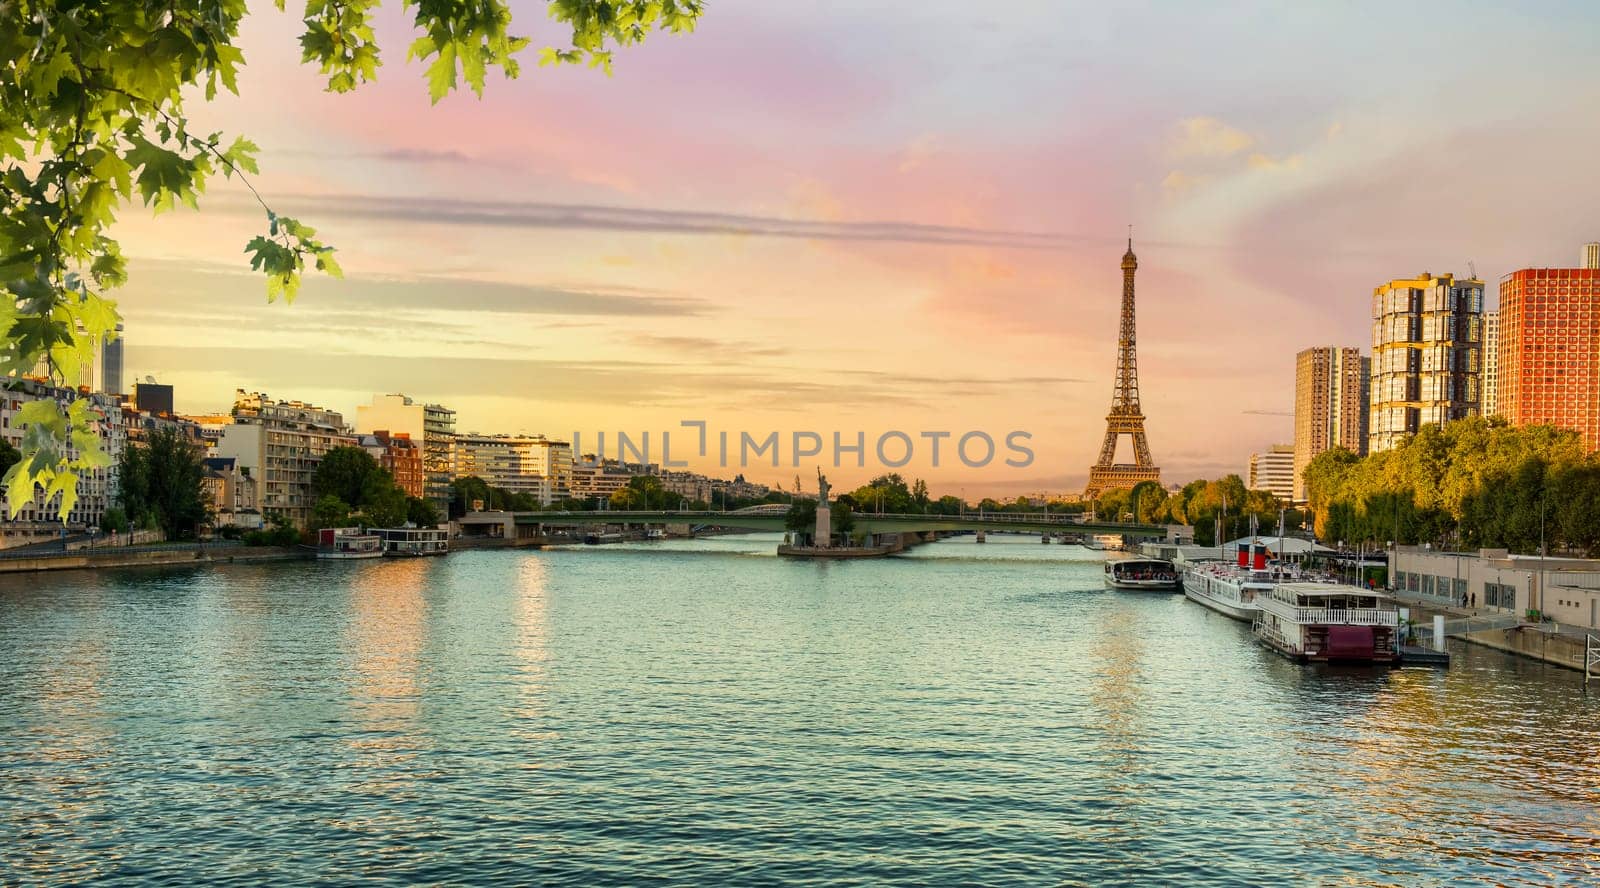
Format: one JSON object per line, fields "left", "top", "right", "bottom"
{"left": 1182, "top": 560, "right": 1275, "bottom": 620}
{"left": 1084, "top": 534, "right": 1124, "bottom": 551}
{"left": 1181, "top": 541, "right": 1299, "bottom": 621}
{"left": 373, "top": 527, "right": 449, "bottom": 556}
{"left": 1103, "top": 557, "right": 1180, "bottom": 592}
{"left": 1252, "top": 582, "right": 1398, "bottom": 664}
{"left": 315, "top": 527, "right": 383, "bottom": 560}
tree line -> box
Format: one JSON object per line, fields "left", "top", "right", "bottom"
{"left": 1305, "top": 417, "right": 1600, "bottom": 555}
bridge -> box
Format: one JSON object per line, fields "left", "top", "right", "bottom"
{"left": 505, "top": 510, "right": 1168, "bottom": 538}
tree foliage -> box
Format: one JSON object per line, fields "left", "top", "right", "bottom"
{"left": 312, "top": 444, "right": 413, "bottom": 527}
{"left": 1305, "top": 417, "right": 1600, "bottom": 554}
{"left": 0, "top": 0, "right": 703, "bottom": 520}
{"left": 117, "top": 427, "right": 207, "bottom": 538}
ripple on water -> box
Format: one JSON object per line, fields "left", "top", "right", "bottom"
{"left": 1, "top": 535, "right": 1597, "bottom": 886}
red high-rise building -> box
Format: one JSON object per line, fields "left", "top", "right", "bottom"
{"left": 1498, "top": 265, "right": 1600, "bottom": 450}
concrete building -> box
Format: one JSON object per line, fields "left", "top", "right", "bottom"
{"left": 355, "top": 394, "right": 456, "bottom": 511}
{"left": 1498, "top": 259, "right": 1600, "bottom": 450}
{"left": 1369, "top": 272, "right": 1484, "bottom": 453}
{"left": 360, "top": 431, "right": 424, "bottom": 499}
{"left": 1247, "top": 444, "right": 1295, "bottom": 502}
{"left": 453, "top": 433, "right": 570, "bottom": 505}
{"left": 216, "top": 391, "right": 356, "bottom": 528}
{"left": 1293, "top": 346, "right": 1368, "bottom": 502}
{"left": 1481, "top": 310, "right": 1500, "bottom": 417}
{"left": 660, "top": 471, "right": 712, "bottom": 504}
{"left": 179, "top": 413, "right": 233, "bottom": 452}
{"left": 201, "top": 456, "right": 262, "bottom": 530}
{"left": 101, "top": 325, "right": 124, "bottom": 395}
{"left": 570, "top": 459, "right": 634, "bottom": 502}
{"left": 1393, "top": 546, "right": 1600, "bottom": 631}
{"left": 0, "top": 379, "right": 126, "bottom": 528}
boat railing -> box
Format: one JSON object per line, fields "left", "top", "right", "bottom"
{"left": 1256, "top": 596, "right": 1397, "bottom": 626}
{"left": 1253, "top": 620, "right": 1301, "bottom": 653}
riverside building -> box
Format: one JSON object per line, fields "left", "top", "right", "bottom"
{"left": 1247, "top": 444, "right": 1295, "bottom": 502}
{"left": 1497, "top": 249, "right": 1600, "bottom": 450}
{"left": 355, "top": 394, "right": 456, "bottom": 512}
{"left": 452, "top": 433, "right": 573, "bottom": 505}
{"left": 1369, "top": 273, "right": 1484, "bottom": 453}
{"left": 1293, "top": 346, "right": 1368, "bottom": 502}
{"left": 216, "top": 391, "right": 356, "bottom": 528}
{"left": 0, "top": 379, "right": 126, "bottom": 529}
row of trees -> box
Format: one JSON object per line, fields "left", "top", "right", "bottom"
{"left": 1305, "top": 417, "right": 1600, "bottom": 554}
{"left": 310, "top": 447, "right": 439, "bottom": 531}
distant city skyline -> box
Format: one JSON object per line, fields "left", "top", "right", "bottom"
{"left": 108, "top": 2, "right": 1600, "bottom": 493}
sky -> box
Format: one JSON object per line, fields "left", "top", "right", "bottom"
{"left": 111, "top": 0, "right": 1600, "bottom": 496}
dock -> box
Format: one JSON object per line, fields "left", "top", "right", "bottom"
{"left": 1399, "top": 645, "right": 1451, "bottom": 667}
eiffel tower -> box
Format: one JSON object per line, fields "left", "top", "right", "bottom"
{"left": 1085, "top": 236, "right": 1161, "bottom": 499}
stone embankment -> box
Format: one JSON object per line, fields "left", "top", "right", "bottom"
{"left": 0, "top": 544, "right": 303, "bottom": 574}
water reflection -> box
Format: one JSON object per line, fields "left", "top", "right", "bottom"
{"left": 343, "top": 560, "right": 430, "bottom": 790}
{"left": 511, "top": 555, "right": 554, "bottom": 735}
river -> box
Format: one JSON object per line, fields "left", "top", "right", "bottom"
{"left": 1, "top": 534, "right": 1596, "bottom": 885}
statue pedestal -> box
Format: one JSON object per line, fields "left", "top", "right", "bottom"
{"left": 815, "top": 504, "right": 832, "bottom": 548}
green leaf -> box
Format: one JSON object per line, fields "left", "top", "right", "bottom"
{"left": 425, "top": 41, "right": 458, "bottom": 103}
{"left": 3, "top": 462, "right": 35, "bottom": 519}
{"left": 46, "top": 469, "right": 78, "bottom": 519}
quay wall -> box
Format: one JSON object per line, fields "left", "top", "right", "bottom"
{"left": 0, "top": 545, "right": 302, "bottom": 574}
{"left": 1400, "top": 596, "right": 1592, "bottom": 672}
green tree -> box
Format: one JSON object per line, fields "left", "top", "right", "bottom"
{"left": 407, "top": 496, "right": 441, "bottom": 528}
{"left": 358, "top": 483, "right": 409, "bottom": 529}
{"left": 451, "top": 476, "right": 493, "bottom": 517}
{"left": 116, "top": 427, "right": 207, "bottom": 539}
{"left": 0, "top": 439, "right": 19, "bottom": 478}
{"left": 313, "top": 446, "right": 383, "bottom": 507}
{"left": 309, "top": 494, "right": 350, "bottom": 531}
{"left": 0, "top": 1, "right": 704, "bottom": 521}
{"left": 100, "top": 505, "right": 129, "bottom": 534}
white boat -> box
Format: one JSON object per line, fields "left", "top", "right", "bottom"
{"left": 1181, "top": 560, "right": 1280, "bottom": 621}
{"left": 1084, "top": 533, "right": 1123, "bottom": 551}
{"left": 1103, "top": 557, "right": 1180, "bottom": 592}
{"left": 1252, "top": 582, "right": 1399, "bottom": 665}
{"left": 373, "top": 527, "right": 449, "bottom": 556}
{"left": 315, "top": 527, "right": 383, "bottom": 560}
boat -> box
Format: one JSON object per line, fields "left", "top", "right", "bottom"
{"left": 1084, "top": 533, "right": 1123, "bottom": 551}
{"left": 1181, "top": 559, "right": 1276, "bottom": 620}
{"left": 645, "top": 529, "right": 667, "bottom": 541}
{"left": 1103, "top": 557, "right": 1180, "bottom": 592}
{"left": 373, "top": 527, "right": 449, "bottom": 556}
{"left": 1252, "top": 582, "right": 1399, "bottom": 665}
{"left": 315, "top": 527, "right": 383, "bottom": 560}
{"left": 1182, "top": 537, "right": 1326, "bottom": 621}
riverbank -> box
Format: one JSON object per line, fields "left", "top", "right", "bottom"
{"left": 0, "top": 544, "right": 304, "bottom": 574}
{"left": 1395, "top": 592, "right": 1593, "bottom": 672}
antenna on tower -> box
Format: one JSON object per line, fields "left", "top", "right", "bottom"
{"left": 1468, "top": 260, "right": 1477, "bottom": 280}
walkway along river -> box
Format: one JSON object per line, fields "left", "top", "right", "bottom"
{"left": 1, "top": 534, "right": 1596, "bottom": 885}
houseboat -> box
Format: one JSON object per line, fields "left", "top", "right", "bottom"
{"left": 1103, "top": 557, "right": 1180, "bottom": 592}
{"left": 373, "top": 527, "right": 449, "bottom": 556}
{"left": 1252, "top": 582, "right": 1398, "bottom": 665}
{"left": 315, "top": 527, "right": 383, "bottom": 560}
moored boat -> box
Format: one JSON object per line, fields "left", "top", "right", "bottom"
{"left": 1252, "top": 582, "right": 1398, "bottom": 665}
{"left": 315, "top": 527, "right": 383, "bottom": 560}
{"left": 373, "top": 527, "right": 449, "bottom": 556}
{"left": 1181, "top": 560, "right": 1275, "bottom": 620}
{"left": 1103, "top": 557, "right": 1180, "bottom": 592}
